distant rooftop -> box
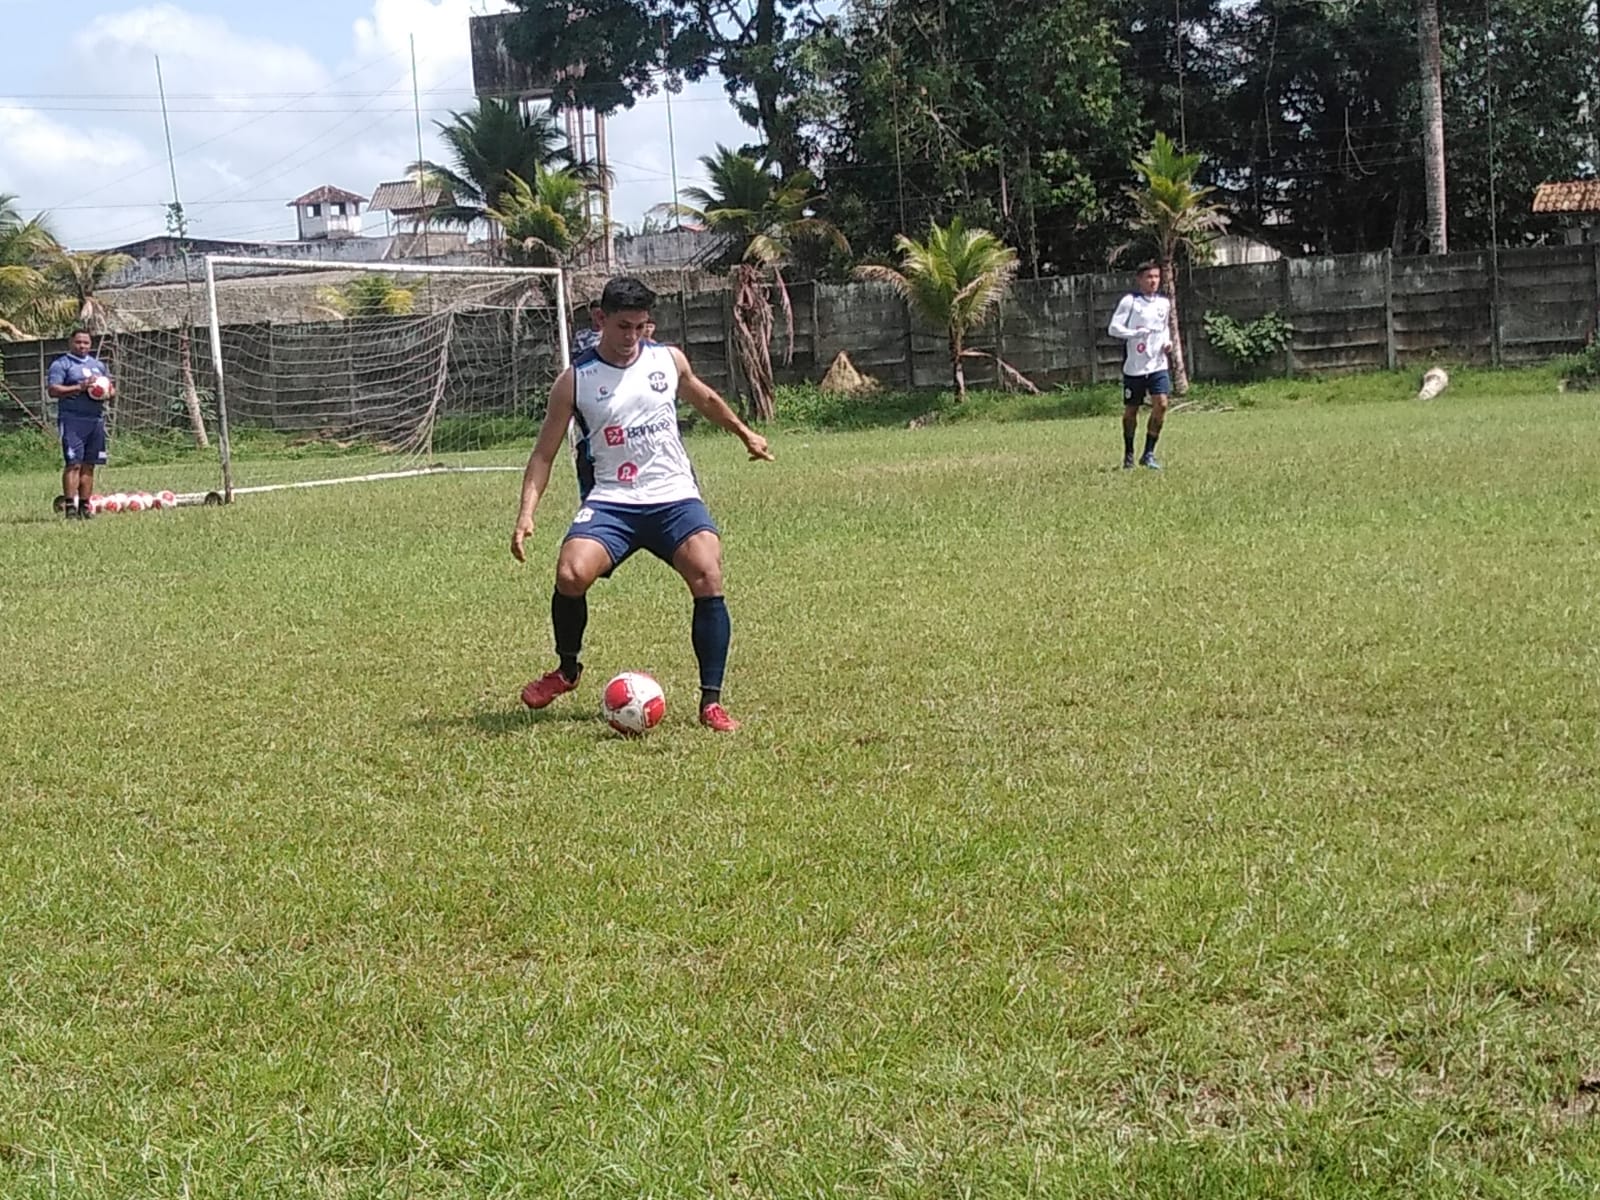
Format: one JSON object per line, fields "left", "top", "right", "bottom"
{"left": 287, "top": 185, "right": 367, "bottom": 207}
{"left": 369, "top": 179, "right": 447, "bottom": 213}
{"left": 1532, "top": 180, "right": 1600, "bottom": 215}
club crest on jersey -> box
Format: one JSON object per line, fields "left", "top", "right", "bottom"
{"left": 616, "top": 462, "right": 639, "bottom": 484}
{"left": 648, "top": 370, "right": 669, "bottom": 393}
{"left": 603, "top": 425, "right": 625, "bottom": 446}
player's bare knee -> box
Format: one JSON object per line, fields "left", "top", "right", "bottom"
{"left": 554, "top": 558, "right": 595, "bottom": 596}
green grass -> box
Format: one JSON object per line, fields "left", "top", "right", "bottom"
{"left": 1, "top": 381, "right": 1598, "bottom": 1197}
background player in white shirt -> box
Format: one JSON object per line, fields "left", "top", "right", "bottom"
{"left": 511, "top": 276, "right": 773, "bottom": 732}
{"left": 1107, "top": 262, "right": 1172, "bottom": 470}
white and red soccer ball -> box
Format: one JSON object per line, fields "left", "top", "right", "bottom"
{"left": 86, "top": 375, "right": 113, "bottom": 401}
{"left": 601, "top": 671, "right": 666, "bottom": 735}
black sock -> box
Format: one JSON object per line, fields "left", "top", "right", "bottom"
{"left": 691, "top": 595, "right": 731, "bottom": 709}
{"left": 552, "top": 589, "right": 587, "bottom": 681}
{"left": 1123, "top": 427, "right": 1135, "bottom": 457}
{"left": 1143, "top": 431, "right": 1160, "bottom": 457}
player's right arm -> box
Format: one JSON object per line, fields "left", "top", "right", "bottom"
{"left": 511, "top": 368, "right": 577, "bottom": 563}
{"left": 1107, "top": 295, "right": 1142, "bottom": 341}
{"left": 45, "top": 358, "right": 86, "bottom": 399}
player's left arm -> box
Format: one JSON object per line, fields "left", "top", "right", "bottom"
{"left": 669, "top": 346, "right": 773, "bottom": 462}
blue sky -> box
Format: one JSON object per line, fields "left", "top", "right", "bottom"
{"left": 0, "top": 0, "right": 755, "bottom": 249}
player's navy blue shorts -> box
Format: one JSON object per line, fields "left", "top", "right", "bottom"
{"left": 563, "top": 498, "right": 719, "bottom": 571}
{"left": 1123, "top": 371, "right": 1172, "bottom": 406}
{"left": 58, "top": 415, "right": 108, "bottom": 467}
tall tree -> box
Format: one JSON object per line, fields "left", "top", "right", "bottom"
{"left": 486, "top": 167, "right": 599, "bottom": 267}
{"left": 854, "top": 217, "right": 1018, "bottom": 400}
{"left": 1123, "top": 133, "right": 1228, "bottom": 395}
{"left": 497, "top": 0, "right": 824, "bottom": 177}
{"left": 43, "top": 249, "right": 132, "bottom": 333}
{"left": 0, "top": 194, "right": 60, "bottom": 340}
{"left": 414, "top": 99, "right": 595, "bottom": 231}
{"left": 664, "top": 147, "right": 846, "bottom": 419}
{"left": 1417, "top": 0, "right": 1449, "bottom": 253}
{"left": 815, "top": 0, "right": 1140, "bottom": 272}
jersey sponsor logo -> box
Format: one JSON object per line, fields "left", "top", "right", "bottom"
{"left": 598, "top": 386, "right": 611, "bottom": 397}
{"left": 616, "top": 462, "right": 639, "bottom": 484}
{"left": 603, "top": 424, "right": 626, "bottom": 446}
{"left": 622, "top": 416, "right": 674, "bottom": 439}
{"left": 1136, "top": 342, "right": 1147, "bottom": 354}
{"left": 648, "top": 370, "right": 669, "bottom": 393}
{"left": 573, "top": 506, "right": 595, "bottom": 523}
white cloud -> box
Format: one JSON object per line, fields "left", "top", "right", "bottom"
{"left": 8, "top": 0, "right": 756, "bottom": 249}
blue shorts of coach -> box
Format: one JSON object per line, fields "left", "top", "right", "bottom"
{"left": 563, "top": 498, "right": 719, "bottom": 572}
{"left": 1123, "top": 371, "right": 1172, "bottom": 406}
{"left": 59, "top": 415, "right": 108, "bottom": 467}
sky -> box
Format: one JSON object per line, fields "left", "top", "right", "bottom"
{"left": 0, "top": 0, "right": 756, "bottom": 250}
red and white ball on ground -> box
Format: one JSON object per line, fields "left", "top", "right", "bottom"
{"left": 86, "top": 375, "right": 113, "bottom": 401}
{"left": 157, "top": 490, "right": 177, "bottom": 509}
{"left": 124, "top": 493, "right": 146, "bottom": 513}
{"left": 601, "top": 671, "right": 666, "bottom": 735}
{"left": 103, "top": 493, "right": 127, "bottom": 513}
{"left": 136, "top": 491, "right": 155, "bottom": 511}
{"left": 87, "top": 494, "right": 104, "bottom": 514}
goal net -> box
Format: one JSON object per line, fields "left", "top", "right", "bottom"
{"left": 101, "top": 257, "right": 568, "bottom": 501}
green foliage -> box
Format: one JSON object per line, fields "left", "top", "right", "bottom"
{"left": 854, "top": 218, "right": 1018, "bottom": 398}
{"left": 1202, "top": 310, "right": 1294, "bottom": 368}
{"left": 317, "top": 275, "right": 415, "bottom": 319}
{"left": 413, "top": 99, "right": 597, "bottom": 233}
{"left": 1559, "top": 338, "right": 1600, "bottom": 390}
{"left": 816, "top": 0, "right": 1140, "bottom": 272}
{"left": 485, "top": 167, "right": 593, "bottom": 267}
{"left": 663, "top": 145, "right": 846, "bottom": 270}
{"left": 497, "top": 0, "right": 820, "bottom": 174}
{"left": 0, "top": 193, "right": 62, "bottom": 340}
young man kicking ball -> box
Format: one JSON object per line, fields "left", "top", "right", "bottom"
{"left": 510, "top": 276, "right": 773, "bottom": 731}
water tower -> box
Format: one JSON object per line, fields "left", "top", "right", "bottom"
{"left": 469, "top": 12, "right": 614, "bottom": 271}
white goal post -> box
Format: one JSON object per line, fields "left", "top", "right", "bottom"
{"left": 180, "top": 255, "right": 571, "bottom": 502}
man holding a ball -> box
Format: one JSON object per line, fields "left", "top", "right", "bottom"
{"left": 46, "top": 329, "right": 113, "bottom": 519}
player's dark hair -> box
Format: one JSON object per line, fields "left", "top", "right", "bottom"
{"left": 600, "top": 276, "right": 655, "bottom": 315}
{"left": 1135, "top": 261, "right": 1161, "bottom": 275}
{"left": 69, "top": 327, "right": 91, "bottom": 339}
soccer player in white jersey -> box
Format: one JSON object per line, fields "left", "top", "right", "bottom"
{"left": 1107, "top": 261, "right": 1172, "bottom": 470}
{"left": 510, "top": 276, "right": 773, "bottom": 731}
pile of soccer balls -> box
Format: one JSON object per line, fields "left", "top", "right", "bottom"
{"left": 88, "top": 489, "right": 179, "bottom": 515}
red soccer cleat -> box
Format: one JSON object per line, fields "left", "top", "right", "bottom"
{"left": 520, "top": 668, "right": 579, "bottom": 710}
{"left": 698, "top": 702, "right": 741, "bottom": 732}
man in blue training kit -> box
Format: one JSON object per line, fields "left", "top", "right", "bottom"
{"left": 1107, "top": 262, "right": 1172, "bottom": 470}
{"left": 510, "top": 276, "right": 773, "bottom": 732}
{"left": 46, "top": 329, "right": 114, "bottom": 518}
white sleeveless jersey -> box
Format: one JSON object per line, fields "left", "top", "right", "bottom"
{"left": 572, "top": 343, "right": 700, "bottom": 505}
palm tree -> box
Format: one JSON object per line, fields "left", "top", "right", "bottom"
{"left": 0, "top": 194, "right": 61, "bottom": 340}
{"left": 1416, "top": 0, "right": 1449, "bottom": 253}
{"left": 316, "top": 274, "right": 416, "bottom": 318}
{"left": 485, "top": 167, "right": 596, "bottom": 267}
{"left": 853, "top": 218, "right": 1019, "bottom": 401}
{"left": 664, "top": 146, "right": 847, "bottom": 421}
{"left": 1123, "top": 132, "right": 1229, "bottom": 395}
{"left": 413, "top": 99, "right": 602, "bottom": 233}
{"left": 43, "top": 248, "right": 133, "bottom": 332}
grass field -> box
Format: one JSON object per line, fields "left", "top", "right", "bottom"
{"left": 2, "top": 379, "right": 1598, "bottom": 1197}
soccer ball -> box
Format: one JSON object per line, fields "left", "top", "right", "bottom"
{"left": 87, "top": 494, "right": 104, "bottom": 514}
{"left": 157, "top": 489, "right": 177, "bottom": 509}
{"left": 125, "top": 494, "right": 146, "bottom": 513}
{"left": 103, "top": 493, "right": 126, "bottom": 513}
{"left": 136, "top": 491, "right": 155, "bottom": 511}
{"left": 86, "top": 375, "right": 112, "bottom": 401}
{"left": 601, "top": 671, "right": 666, "bottom": 735}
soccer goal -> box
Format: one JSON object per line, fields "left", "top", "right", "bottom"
{"left": 103, "top": 257, "right": 569, "bottom": 503}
